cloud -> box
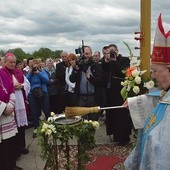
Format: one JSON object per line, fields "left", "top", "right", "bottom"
{"left": 0, "top": 0, "right": 170, "bottom": 56}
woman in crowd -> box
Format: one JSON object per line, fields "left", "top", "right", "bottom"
{"left": 26, "top": 59, "right": 50, "bottom": 138}
{"left": 44, "top": 58, "right": 58, "bottom": 114}
{"left": 65, "top": 53, "right": 77, "bottom": 106}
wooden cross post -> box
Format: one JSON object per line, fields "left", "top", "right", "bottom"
{"left": 140, "top": 0, "right": 151, "bottom": 79}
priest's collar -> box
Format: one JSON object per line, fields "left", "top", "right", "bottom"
{"left": 147, "top": 89, "right": 170, "bottom": 104}
{"left": 160, "top": 90, "right": 170, "bottom": 104}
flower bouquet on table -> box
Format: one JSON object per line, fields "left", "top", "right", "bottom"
{"left": 120, "top": 66, "right": 155, "bottom": 100}
{"left": 121, "top": 41, "right": 156, "bottom": 100}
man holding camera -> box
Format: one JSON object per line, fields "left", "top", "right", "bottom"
{"left": 102, "top": 45, "right": 132, "bottom": 146}
{"left": 69, "top": 46, "right": 104, "bottom": 121}
{"left": 108, "top": 44, "right": 130, "bottom": 70}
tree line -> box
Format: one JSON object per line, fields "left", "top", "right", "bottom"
{"left": 0, "top": 47, "right": 63, "bottom": 61}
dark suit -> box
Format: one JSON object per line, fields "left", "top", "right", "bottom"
{"left": 55, "top": 61, "right": 68, "bottom": 114}
{"left": 102, "top": 56, "right": 132, "bottom": 145}
{"left": 70, "top": 61, "right": 104, "bottom": 120}
{"left": 117, "top": 54, "right": 130, "bottom": 70}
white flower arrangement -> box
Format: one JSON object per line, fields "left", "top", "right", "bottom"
{"left": 121, "top": 66, "right": 152, "bottom": 99}
{"left": 37, "top": 112, "right": 100, "bottom": 169}
{"left": 144, "top": 80, "right": 155, "bottom": 90}
{"left": 121, "top": 41, "right": 156, "bottom": 100}
{"left": 41, "top": 123, "right": 57, "bottom": 136}
{"left": 84, "top": 120, "right": 100, "bottom": 129}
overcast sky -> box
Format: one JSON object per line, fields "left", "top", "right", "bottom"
{"left": 0, "top": 0, "right": 170, "bottom": 56}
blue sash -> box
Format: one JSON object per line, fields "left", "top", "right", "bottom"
{"left": 140, "top": 103, "right": 167, "bottom": 159}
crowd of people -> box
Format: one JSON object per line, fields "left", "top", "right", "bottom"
{"left": 0, "top": 43, "right": 132, "bottom": 169}
{"left": 1, "top": 14, "right": 170, "bottom": 170}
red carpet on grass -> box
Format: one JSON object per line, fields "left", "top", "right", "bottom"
{"left": 86, "top": 155, "right": 125, "bottom": 170}
{"left": 85, "top": 144, "right": 130, "bottom": 170}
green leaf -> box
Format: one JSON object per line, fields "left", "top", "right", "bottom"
{"left": 123, "top": 41, "right": 134, "bottom": 60}
{"left": 121, "top": 87, "right": 128, "bottom": 100}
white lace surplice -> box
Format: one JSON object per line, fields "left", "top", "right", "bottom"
{"left": 13, "top": 75, "right": 29, "bottom": 127}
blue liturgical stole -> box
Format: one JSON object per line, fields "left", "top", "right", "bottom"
{"left": 140, "top": 91, "right": 168, "bottom": 159}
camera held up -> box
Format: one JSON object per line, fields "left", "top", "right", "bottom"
{"left": 32, "top": 67, "right": 39, "bottom": 72}
{"left": 110, "top": 50, "right": 117, "bottom": 59}
{"left": 75, "top": 40, "right": 86, "bottom": 67}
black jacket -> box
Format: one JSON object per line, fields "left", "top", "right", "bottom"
{"left": 69, "top": 61, "right": 104, "bottom": 106}
{"left": 55, "top": 61, "right": 67, "bottom": 93}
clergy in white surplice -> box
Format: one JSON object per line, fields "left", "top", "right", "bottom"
{"left": 0, "top": 66, "right": 18, "bottom": 170}
{"left": 124, "top": 14, "right": 170, "bottom": 170}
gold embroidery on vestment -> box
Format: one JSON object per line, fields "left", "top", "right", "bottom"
{"left": 145, "top": 112, "right": 158, "bottom": 133}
